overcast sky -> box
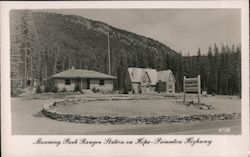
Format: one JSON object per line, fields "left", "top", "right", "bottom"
{"left": 48, "top": 9, "right": 240, "bottom": 55}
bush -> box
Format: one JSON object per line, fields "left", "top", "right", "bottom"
{"left": 44, "top": 86, "right": 52, "bottom": 92}
{"left": 44, "top": 80, "right": 54, "bottom": 92}
{"left": 123, "top": 87, "right": 129, "bottom": 94}
{"left": 91, "top": 86, "right": 99, "bottom": 93}
{"left": 61, "top": 87, "right": 67, "bottom": 93}
{"left": 52, "top": 86, "right": 59, "bottom": 93}
{"left": 36, "top": 86, "right": 43, "bottom": 93}
{"left": 74, "top": 84, "right": 82, "bottom": 93}
{"left": 11, "top": 88, "right": 26, "bottom": 97}
{"left": 132, "top": 89, "right": 135, "bottom": 94}
{"left": 138, "top": 86, "right": 142, "bottom": 94}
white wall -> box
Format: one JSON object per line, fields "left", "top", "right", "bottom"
{"left": 89, "top": 79, "right": 113, "bottom": 91}
{"left": 55, "top": 78, "right": 114, "bottom": 92}
{"left": 166, "top": 74, "right": 175, "bottom": 93}
{"left": 81, "top": 79, "right": 88, "bottom": 89}
{"left": 55, "top": 78, "right": 75, "bottom": 92}
{"left": 132, "top": 83, "right": 140, "bottom": 93}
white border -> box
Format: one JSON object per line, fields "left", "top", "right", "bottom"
{"left": 1, "top": 1, "right": 249, "bottom": 157}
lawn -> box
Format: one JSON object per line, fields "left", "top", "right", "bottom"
{"left": 11, "top": 95, "right": 241, "bottom": 135}
{"left": 53, "top": 97, "right": 241, "bottom": 117}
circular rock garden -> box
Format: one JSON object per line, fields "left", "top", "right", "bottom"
{"left": 42, "top": 98, "right": 241, "bottom": 125}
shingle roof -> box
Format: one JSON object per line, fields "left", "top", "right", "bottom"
{"left": 128, "top": 68, "right": 157, "bottom": 85}
{"left": 50, "top": 69, "right": 117, "bottom": 79}
{"left": 157, "top": 70, "right": 175, "bottom": 82}
{"left": 128, "top": 68, "right": 175, "bottom": 85}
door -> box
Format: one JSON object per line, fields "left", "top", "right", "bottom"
{"left": 157, "top": 81, "right": 166, "bottom": 93}
{"left": 87, "top": 78, "right": 90, "bottom": 89}
{"left": 81, "top": 78, "right": 87, "bottom": 89}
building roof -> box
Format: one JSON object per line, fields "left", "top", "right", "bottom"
{"left": 50, "top": 68, "right": 117, "bottom": 79}
{"left": 128, "top": 68, "right": 157, "bottom": 85}
{"left": 157, "top": 70, "right": 176, "bottom": 82}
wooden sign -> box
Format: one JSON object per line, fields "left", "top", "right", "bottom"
{"left": 183, "top": 75, "right": 201, "bottom": 105}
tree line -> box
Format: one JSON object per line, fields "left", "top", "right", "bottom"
{"left": 10, "top": 10, "right": 241, "bottom": 96}
{"left": 176, "top": 44, "right": 241, "bottom": 96}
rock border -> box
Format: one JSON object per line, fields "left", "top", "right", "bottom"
{"left": 42, "top": 99, "right": 241, "bottom": 125}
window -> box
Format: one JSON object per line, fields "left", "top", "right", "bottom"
{"left": 99, "top": 80, "right": 105, "bottom": 85}
{"left": 65, "top": 79, "right": 71, "bottom": 85}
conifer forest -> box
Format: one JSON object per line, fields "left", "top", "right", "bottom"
{"left": 10, "top": 10, "right": 241, "bottom": 95}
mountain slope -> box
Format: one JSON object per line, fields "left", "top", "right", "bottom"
{"left": 10, "top": 10, "right": 182, "bottom": 90}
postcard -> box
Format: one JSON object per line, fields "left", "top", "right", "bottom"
{"left": 1, "top": 0, "right": 249, "bottom": 157}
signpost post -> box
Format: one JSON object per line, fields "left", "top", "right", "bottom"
{"left": 183, "top": 75, "right": 201, "bottom": 105}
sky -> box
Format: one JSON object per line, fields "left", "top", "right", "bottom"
{"left": 48, "top": 9, "right": 241, "bottom": 55}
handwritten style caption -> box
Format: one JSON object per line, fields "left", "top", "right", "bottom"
{"left": 33, "top": 137, "right": 212, "bottom": 147}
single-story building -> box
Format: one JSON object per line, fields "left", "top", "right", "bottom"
{"left": 49, "top": 67, "right": 117, "bottom": 92}
{"left": 127, "top": 67, "right": 175, "bottom": 94}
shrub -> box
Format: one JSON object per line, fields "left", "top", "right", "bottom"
{"left": 91, "top": 86, "right": 99, "bottom": 93}
{"left": 61, "top": 87, "right": 67, "bottom": 93}
{"left": 74, "top": 84, "right": 82, "bottom": 93}
{"left": 132, "top": 89, "right": 135, "bottom": 94}
{"left": 11, "top": 88, "right": 26, "bottom": 97}
{"left": 44, "top": 80, "right": 54, "bottom": 92}
{"left": 52, "top": 86, "right": 59, "bottom": 93}
{"left": 138, "top": 87, "right": 142, "bottom": 94}
{"left": 44, "top": 86, "right": 52, "bottom": 92}
{"left": 123, "top": 87, "right": 129, "bottom": 94}
{"left": 36, "top": 86, "right": 42, "bottom": 93}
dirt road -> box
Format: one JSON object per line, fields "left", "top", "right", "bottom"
{"left": 11, "top": 98, "right": 241, "bottom": 135}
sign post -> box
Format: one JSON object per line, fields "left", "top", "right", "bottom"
{"left": 183, "top": 75, "right": 201, "bottom": 105}
{"left": 183, "top": 76, "right": 186, "bottom": 103}
{"left": 197, "top": 75, "right": 201, "bottom": 105}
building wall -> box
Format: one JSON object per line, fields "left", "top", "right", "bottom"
{"left": 141, "top": 72, "right": 151, "bottom": 93}
{"left": 131, "top": 83, "right": 155, "bottom": 94}
{"left": 166, "top": 82, "right": 175, "bottom": 93}
{"left": 131, "top": 83, "right": 140, "bottom": 93}
{"left": 166, "top": 74, "right": 175, "bottom": 93}
{"left": 81, "top": 79, "right": 88, "bottom": 89}
{"left": 89, "top": 79, "right": 113, "bottom": 92}
{"left": 55, "top": 78, "right": 76, "bottom": 91}
{"left": 55, "top": 78, "right": 114, "bottom": 92}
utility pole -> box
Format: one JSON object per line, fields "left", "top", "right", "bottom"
{"left": 183, "top": 76, "right": 186, "bottom": 103}
{"left": 24, "top": 46, "right": 27, "bottom": 88}
{"left": 107, "top": 31, "right": 111, "bottom": 75}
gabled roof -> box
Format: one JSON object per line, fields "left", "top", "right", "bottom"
{"left": 157, "top": 70, "right": 176, "bottom": 82}
{"left": 128, "top": 68, "right": 157, "bottom": 85}
{"left": 50, "top": 69, "right": 117, "bottom": 79}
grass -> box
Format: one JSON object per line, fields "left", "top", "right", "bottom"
{"left": 11, "top": 97, "right": 241, "bottom": 135}
{"left": 53, "top": 98, "right": 241, "bottom": 117}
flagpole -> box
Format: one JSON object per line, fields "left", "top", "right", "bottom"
{"left": 108, "top": 31, "right": 111, "bottom": 75}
